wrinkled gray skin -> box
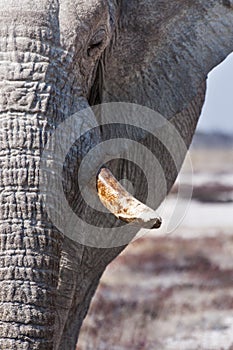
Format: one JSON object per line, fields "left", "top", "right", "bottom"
{"left": 0, "top": 0, "right": 232, "bottom": 349}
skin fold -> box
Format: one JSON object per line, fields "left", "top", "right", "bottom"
{"left": 0, "top": 1, "right": 232, "bottom": 349}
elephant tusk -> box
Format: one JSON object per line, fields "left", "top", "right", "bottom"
{"left": 97, "top": 168, "right": 162, "bottom": 229}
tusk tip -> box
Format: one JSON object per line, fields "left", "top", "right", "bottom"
{"left": 151, "top": 217, "right": 162, "bottom": 229}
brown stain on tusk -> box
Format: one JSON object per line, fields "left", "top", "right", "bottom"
{"left": 97, "top": 168, "right": 162, "bottom": 229}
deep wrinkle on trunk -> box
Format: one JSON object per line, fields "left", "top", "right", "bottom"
{"left": 0, "top": 5, "right": 72, "bottom": 349}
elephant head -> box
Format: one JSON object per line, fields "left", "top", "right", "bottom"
{"left": 0, "top": 1, "right": 232, "bottom": 349}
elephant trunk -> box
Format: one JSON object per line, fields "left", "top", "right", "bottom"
{"left": 0, "top": 27, "right": 65, "bottom": 348}
{"left": 0, "top": 115, "right": 61, "bottom": 350}
{"left": 0, "top": 106, "right": 59, "bottom": 349}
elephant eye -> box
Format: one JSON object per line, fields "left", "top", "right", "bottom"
{"left": 87, "top": 29, "right": 106, "bottom": 57}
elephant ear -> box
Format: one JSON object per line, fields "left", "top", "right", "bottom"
{"left": 102, "top": 0, "right": 233, "bottom": 118}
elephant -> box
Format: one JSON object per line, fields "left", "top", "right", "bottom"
{"left": 0, "top": 0, "right": 233, "bottom": 349}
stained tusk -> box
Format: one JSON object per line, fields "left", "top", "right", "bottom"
{"left": 97, "top": 168, "right": 162, "bottom": 229}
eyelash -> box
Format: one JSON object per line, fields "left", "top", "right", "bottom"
{"left": 87, "top": 30, "right": 106, "bottom": 57}
{"left": 87, "top": 41, "right": 103, "bottom": 54}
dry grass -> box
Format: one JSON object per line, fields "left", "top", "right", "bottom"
{"left": 77, "top": 235, "right": 233, "bottom": 350}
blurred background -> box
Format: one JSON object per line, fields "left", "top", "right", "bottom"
{"left": 77, "top": 54, "right": 233, "bottom": 350}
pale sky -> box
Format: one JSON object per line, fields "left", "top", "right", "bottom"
{"left": 197, "top": 52, "right": 233, "bottom": 134}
